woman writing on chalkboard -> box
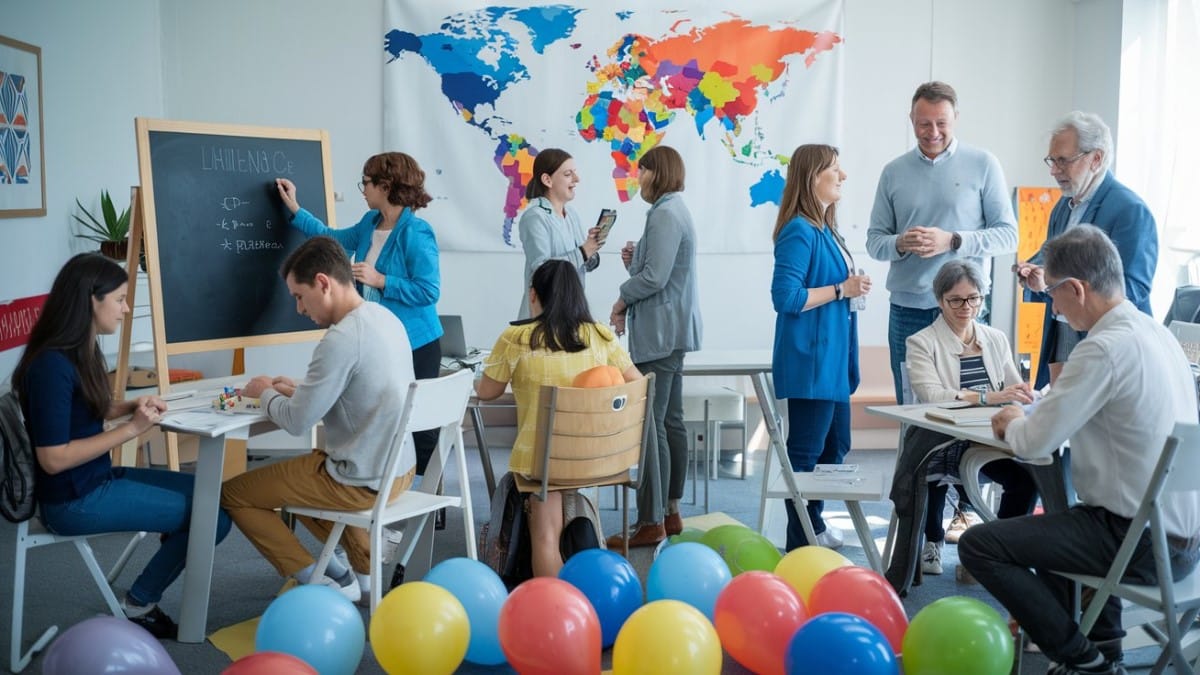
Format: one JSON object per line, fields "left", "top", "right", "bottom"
{"left": 517, "top": 148, "right": 605, "bottom": 319}
{"left": 12, "top": 253, "right": 233, "bottom": 639}
{"left": 276, "top": 151, "right": 443, "bottom": 473}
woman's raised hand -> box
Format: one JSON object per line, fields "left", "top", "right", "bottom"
{"left": 275, "top": 178, "right": 300, "bottom": 215}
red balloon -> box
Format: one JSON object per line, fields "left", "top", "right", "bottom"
{"left": 713, "top": 571, "right": 809, "bottom": 675}
{"left": 807, "top": 566, "right": 909, "bottom": 653}
{"left": 498, "top": 577, "right": 602, "bottom": 675}
{"left": 222, "top": 651, "right": 317, "bottom": 674}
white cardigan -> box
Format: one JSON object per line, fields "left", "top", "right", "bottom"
{"left": 905, "top": 315, "right": 1023, "bottom": 403}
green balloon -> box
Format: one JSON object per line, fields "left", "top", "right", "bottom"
{"left": 726, "top": 533, "right": 783, "bottom": 575}
{"left": 700, "top": 525, "right": 780, "bottom": 575}
{"left": 902, "top": 596, "right": 1014, "bottom": 675}
{"left": 670, "top": 527, "right": 705, "bottom": 544}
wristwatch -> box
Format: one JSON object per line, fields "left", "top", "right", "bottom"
{"left": 834, "top": 282, "right": 844, "bottom": 301}
{"left": 951, "top": 232, "right": 963, "bottom": 251}
{"left": 980, "top": 389, "right": 988, "bottom": 405}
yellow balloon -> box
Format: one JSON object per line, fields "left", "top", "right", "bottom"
{"left": 369, "top": 581, "right": 470, "bottom": 675}
{"left": 774, "top": 545, "right": 853, "bottom": 603}
{"left": 612, "top": 600, "right": 722, "bottom": 675}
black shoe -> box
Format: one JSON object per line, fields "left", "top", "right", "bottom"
{"left": 389, "top": 564, "right": 405, "bottom": 590}
{"left": 128, "top": 605, "right": 179, "bottom": 640}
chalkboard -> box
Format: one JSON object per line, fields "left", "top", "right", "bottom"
{"left": 135, "top": 119, "right": 333, "bottom": 352}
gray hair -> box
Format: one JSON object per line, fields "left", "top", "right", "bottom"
{"left": 1052, "top": 111, "right": 1113, "bottom": 172}
{"left": 1043, "top": 224, "right": 1125, "bottom": 299}
{"left": 932, "top": 260, "right": 986, "bottom": 301}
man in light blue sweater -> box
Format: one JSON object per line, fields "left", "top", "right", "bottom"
{"left": 867, "top": 81, "right": 1018, "bottom": 407}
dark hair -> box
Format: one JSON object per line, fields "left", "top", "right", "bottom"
{"left": 1043, "top": 224, "right": 1125, "bottom": 299}
{"left": 13, "top": 253, "right": 128, "bottom": 418}
{"left": 774, "top": 144, "right": 839, "bottom": 240}
{"left": 362, "top": 152, "right": 432, "bottom": 210}
{"left": 280, "top": 236, "right": 354, "bottom": 286}
{"left": 528, "top": 260, "right": 603, "bottom": 353}
{"left": 638, "top": 145, "right": 685, "bottom": 202}
{"left": 911, "top": 81, "right": 958, "bottom": 110}
{"left": 525, "top": 148, "right": 573, "bottom": 200}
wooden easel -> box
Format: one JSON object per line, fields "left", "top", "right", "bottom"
{"left": 112, "top": 185, "right": 247, "bottom": 478}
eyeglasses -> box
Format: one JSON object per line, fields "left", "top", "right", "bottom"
{"left": 1043, "top": 151, "right": 1090, "bottom": 170}
{"left": 1044, "top": 277, "right": 1077, "bottom": 295}
{"left": 357, "top": 178, "right": 374, "bottom": 193}
{"left": 944, "top": 295, "right": 983, "bottom": 309}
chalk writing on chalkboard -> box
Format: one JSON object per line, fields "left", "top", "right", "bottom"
{"left": 136, "top": 119, "right": 333, "bottom": 350}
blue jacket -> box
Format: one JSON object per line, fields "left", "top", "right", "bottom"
{"left": 291, "top": 207, "right": 443, "bottom": 349}
{"left": 771, "top": 217, "right": 860, "bottom": 401}
{"left": 1029, "top": 171, "right": 1157, "bottom": 388}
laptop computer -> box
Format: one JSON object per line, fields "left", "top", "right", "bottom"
{"left": 439, "top": 315, "right": 470, "bottom": 358}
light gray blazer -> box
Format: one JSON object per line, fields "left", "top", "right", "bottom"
{"left": 904, "top": 314, "right": 1022, "bottom": 403}
{"left": 620, "top": 192, "right": 703, "bottom": 363}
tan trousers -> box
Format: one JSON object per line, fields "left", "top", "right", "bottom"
{"left": 220, "top": 450, "right": 414, "bottom": 577}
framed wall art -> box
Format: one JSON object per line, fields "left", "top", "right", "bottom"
{"left": 0, "top": 34, "right": 45, "bottom": 218}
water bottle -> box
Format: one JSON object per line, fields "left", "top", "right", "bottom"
{"left": 850, "top": 268, "right": 867, "bottom": 312}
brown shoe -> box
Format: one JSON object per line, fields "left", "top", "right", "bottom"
{"left": 665, "top": 513, "right": 684, "bottom": 536}
{"left": 605, "top": 522, "right": 666, "bottom": 550}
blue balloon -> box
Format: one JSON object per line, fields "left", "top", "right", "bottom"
{"left": 786, "top": 612, "right": 900, "bottom": 675}
{"left": 646, "top": 541, "right": 731, "bottom": 620}
{"left": 558, "top": 548, "right": 643, "bottom": 647}
{"left": 256, "top": 584, "right": 365, "bottom": 675}
{"left": 42, "top": 616, "right": 180, "bottom": 675}
{"left": 425, "top": 557, "right": 509, "bottom": 665}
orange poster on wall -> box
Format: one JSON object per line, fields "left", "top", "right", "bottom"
{"left": 1014, "top": 186, "right": 1062, "bottom": 380}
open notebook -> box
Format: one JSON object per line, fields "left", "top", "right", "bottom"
{"left": 924, "top": 405, "right": 1001, "bottom": 426}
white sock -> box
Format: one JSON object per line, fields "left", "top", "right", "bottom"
{"left": 667, "top": 499, "right": 680, "bottom": 515}
{"left": 295, "top": 557, "right": 349, "bottom": 584}
{"left": 356, "top": 572, "right": 371, "bottom": 594}
{"left": 122, "top": 594, "right": 154, "bottom": 618}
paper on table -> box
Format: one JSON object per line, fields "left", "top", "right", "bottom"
{"left": 160, "top": 410, "right": 225, "bottom": 430}
{"left": 924, "top": 406, "right": 999, "bottom": 426}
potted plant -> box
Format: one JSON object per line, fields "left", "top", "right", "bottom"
{"left": 74, "top": 191, "right": 131, "bottom": 260}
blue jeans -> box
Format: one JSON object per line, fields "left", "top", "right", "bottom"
{"left": 40, "top": 467, "right": 233, "bottom": 605}
{"left": 888, "top": 304, "right": 943, "bottom": 405}
{"left": 784, "top": 398, "right": 851, "bottom": 550}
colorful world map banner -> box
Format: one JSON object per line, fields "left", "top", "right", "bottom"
{"left": 383, "top": 1, "right": 844, "bottom": 253}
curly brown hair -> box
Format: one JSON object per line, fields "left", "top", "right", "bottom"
{"left": 362, "top": 152, "right": 432, "bottom": 210}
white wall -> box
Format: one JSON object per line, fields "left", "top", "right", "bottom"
{"left": 1, "top": 0, "right": 1116, "bottom": 387}
{"left": 0, "top": 0, "right": 164, "bottom": 382}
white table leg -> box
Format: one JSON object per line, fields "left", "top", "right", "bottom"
{"left": 177, "top": 432, "right": 231, "bottom": 643}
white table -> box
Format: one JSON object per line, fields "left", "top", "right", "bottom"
{"left": 156, "top": 379, "right": 278, "bottom": 643}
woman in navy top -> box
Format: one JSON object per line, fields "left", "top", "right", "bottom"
{"left": 277, "top": 152, "right": 443, "bottom": 472}
{"left": 12, "top": 253, "right": 232, "bottom": 638}
{"left": 771, "top": 144, "right": 872, "bottom": 551}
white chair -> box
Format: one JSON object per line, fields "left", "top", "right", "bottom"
{"left": 285, "top": 369, "right": 476, "bottom": 614}
{"left": 11, "top": 518, "right": 145, "bottom": 672}
{"left": 1054, "top": 422, "right": 1200, "bottom": 675}
{"left": 958, "top": 446, "right": 1013, "bottom": 523}
{"left": 682, "top": 383, "right": 746, "bottom": 511}
{"left": 754, "top": 372, "right": 890, "bottom": 573}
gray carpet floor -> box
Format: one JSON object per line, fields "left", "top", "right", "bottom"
{"left": 0, "top": 442, "right": 1179, "bottom": 674}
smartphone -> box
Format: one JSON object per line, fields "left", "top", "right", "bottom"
{"left": 594, "top": 209, "right": 617, "bottom": 241}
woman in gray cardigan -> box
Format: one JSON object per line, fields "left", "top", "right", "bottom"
{"left": 606, "top": 145, "right": 703, "bottom": 548}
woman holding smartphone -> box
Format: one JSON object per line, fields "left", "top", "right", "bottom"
{"left": 516, "top": 148, "right": 605, "bottom": 319}
{"left": 606, "top": 145, "right": 702, "bottom": 548}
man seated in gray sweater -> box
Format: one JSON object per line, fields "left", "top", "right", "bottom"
{"left": 221, "top": 235, "right": 416, "bottom": 604}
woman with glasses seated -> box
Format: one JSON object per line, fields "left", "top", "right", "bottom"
{"left": 275, "top": 153, "right": 443, "bottom": 474}
{"left": 886, "top": 260, "right": 1038, "bottom": 591}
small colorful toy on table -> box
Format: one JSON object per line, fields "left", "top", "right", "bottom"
{"left": 212, "top": 386, "right": 262, "bottom": 413}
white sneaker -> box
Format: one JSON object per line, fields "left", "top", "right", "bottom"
{"left": 922, "top": 540, "right": 944, "bottom": 575}
{"left": 311, "top": 572, "right": 361, "bottom": 604}
{"left": 815, "top": 526, "right": 844, "bottom": 549}
{"left": 333, "top": 545, "right": 350, "bottom": 572}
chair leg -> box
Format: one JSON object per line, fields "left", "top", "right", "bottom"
{"left": 12, "top": 528, "right": 57, "bottom": 674}
{"left": 106, "top": 531, "right": 148, "bottom": 585}
{"left": 453, "top": 432, "right": 478, "bottom": 559}
{"left": 621, "top": 486, "right": 630, "bottom": 559}
{"left": 73, "top": 539, "right": 124, "bottom": 616}
{"left": 310, "top": 523, "right": 348, "bottom": 581}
